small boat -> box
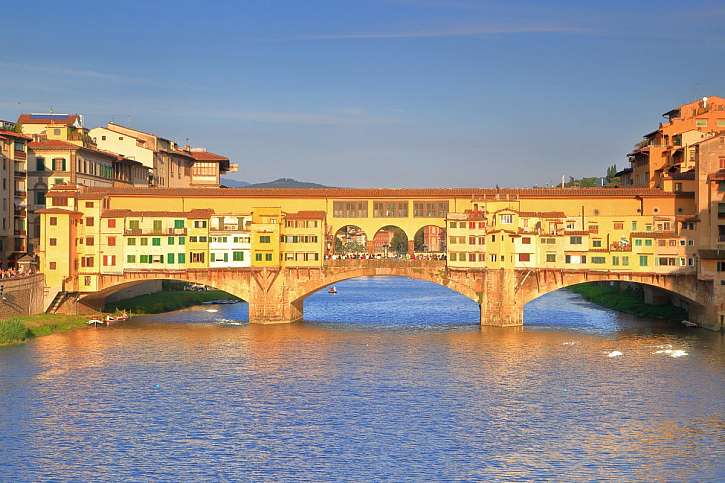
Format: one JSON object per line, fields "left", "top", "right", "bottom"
{"left": 681, "top": 320, "right": 698, "bottom": 328}
{"left": 328, "top": 286, "right": 337, "bottom": 294}
{"left": 87, "top": 319, "right": 105, "bottom": 327}
{"left": 105, "top": 312, "right": 129, "bottom": 324}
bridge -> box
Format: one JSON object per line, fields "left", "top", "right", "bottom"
{"left": 76, "top": 259, "right": 714, "bottom": 326}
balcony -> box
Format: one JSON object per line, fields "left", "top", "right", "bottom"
{"left": 14, "top": 190, "right": 26, "bottom": 198}
{"left": 13, "top": 150, "right": 26, "bottom": 161}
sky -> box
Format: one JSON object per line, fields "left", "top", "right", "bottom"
{"left": 1, "top": 0, "right": 723, "bottom": 187}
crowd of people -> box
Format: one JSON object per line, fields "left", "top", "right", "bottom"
{"left": 325, "top": 252, "right": 447, "bottom": 261}
{"left": 0, "top": 265, "right": 37, "bottom": 279}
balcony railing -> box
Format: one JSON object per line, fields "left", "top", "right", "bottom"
{"left": 124, "top": 227, "right": 187, "bottom": 236}
{"left": 14, "top": 190, "right": 26, "bottom": 198}
{"left": 13, "top": 150, "right": 26, "bottom": 160}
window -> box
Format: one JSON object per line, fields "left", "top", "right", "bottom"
{"left": 468, "top": 253, "right": 476, "bottom": 262}
{"left": 153, "top": 220, "right": 162, "bottom": 232}
{"left": 107, "top": 219, "right": 116, "bottom": 228}
{"left": 613, "top": 222, "right": 624, "bottom": 230}
{"left": 36, "top": 157, "right": 45, "bottom": 171}
{"left": 591, "top": 256, "right": 606, "bottom": 264}
{"left": 52, "top": 197, "right": 68, "bottom": 207}
{"left": 592, "top": 239, "right": 602, "bottom": 248}
{"left": 522, "top": 237, "right": 531, "bottom": 244}
{"left": 639, "top": 255, "right": 648, "bottom": 267}
{"left": 86, "top": 236, "right": 95, "bottom": 246}
{"left": 174, "top": 219, "right": 184, "bottom": 229}
{"left": 85, "top": 217, "right": 94, "bottom": 227}
{"left": 81, "top": 256, "right": 94, "bottom": 268}
{"left": 259, "top": 236, "right": 271, "bottom": 243}
{"left": 127, "top": 238, "right": 136, "bottom": 246}
{"left": 193, "top": 220, "right": 208, "bottom": 228}
{"left": 152, "top": 238, "right": 161, "bottom": 246}
{"left": 127, "top": 255, "right": 136, "bottom": 263}
{"left": 695, "top": 119, "right": 708, "bottom": 127}
{"left": 85, "top": 201, "right": 94, "bottom": 208}
{"left": 129, "top": 220, "right": 140, "bottom": 230}
{"left": 449, "top": 253, "right": 457, "bottom": 261}
{"left": 103, "top": 255, "right": 116, "bottom": 266}
{"left": 622, "top": 256, "right": 629, "bottom": 266}
{"left": 179, "top": 237, "right": 185, "bottom": 245}
{"left": 140, "top": 255, "right": 148, "bottom": 264}
{"left": 373, "top": 201, "right": 408, "bottom": 218}
{"left": 84, "top": 276, "right": 91, "bottom": 286}
{"left": 333, "top": 201, "right": 368, "bottom": 218}
{"left": 469, "top": 236, "right": 476, "bottom": 245}
{"left": 191, "top": 252, "right": 205, "bottom": 263}
{"left": 413, "top": 201, "right": 449, "bottom": 218}
{"left": 35, "top": 191, "right": 46, "bottom": 205}
{"left": 52, "top": 158, "right": 67, "bottom": 171}
{"left": 635, "top": 239, "right": 642, "bottom": 246}
{"left": 255, "top": 253, "right": 263, "bottom": 262}
{"left": 644, "top": 239, "right": 653, "bottom": 247}
{"left": 233, "top": 251, "right": 244, "bottom": 261}
{"left": 518, "top": 253, "right": 530, "bottom": 262}
{"left": 265, "top": 253, "right": 273, "bottom": 261}
{"left": 168, "top": 237, "right": 175, "bottom": 245}
{"left": 49, "top": 262, "right": 56, "bottom": 270}
{"left": 140, "top": 238, "right": 148, "bottom": 246}
{"left": 500, "top": 214, "right": 513, "bottom": 224}
{"left": 167, "top": 253, "right": 175, "bottom": 264}
{"left": 612, "top": 256, "right": 619, "bottom": 266}
{"left": 546, "top": 254, "right": 556, "bottom": 262}
{"left": 178, "top": 253, "right": 186, "bottom": 264}
{"left": 199, "top": 236, "right": 207, "bottom": 242}
{"left": 49, "top": 238, "right": 57, "bottom": 246}
{"left": 49, "top": 216, "right": 57, "bottom": 226}
{"left": 720, "top": 181, "right": 725, "bottom": 192}
{"left": 108, "top": 236, "right": 116, "bottom": 246}
{"left": 631, "top": 221, "right": 637, "bottom": 231}
{"left": 569, "top": 236, "right": 582, "bottom": 245}
{"left": 192, "top": 162, "right": 218, "bottom": 177}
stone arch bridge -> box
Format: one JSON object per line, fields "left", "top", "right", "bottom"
{"left": 76, "top": 260, "right": 714, "bottom": 327}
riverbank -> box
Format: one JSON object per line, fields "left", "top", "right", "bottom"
{"left": 0, "top": 314, "right": 89, "bottom": 346}
{"left": 568, "top": 283, "right": 688, "bottom": 320}
{"left": 105, "top": 290, "right": 240, "bottom": 314}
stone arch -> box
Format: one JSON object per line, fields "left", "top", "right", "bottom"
{"left": 333, "top": 225, "right": 369, "bottom": 255}
{"left": 412, "top": 224, "right": 447, "bottom": 253}
{"left": 516, "top": 269, "right": 711, "bottom": 325}
{"left": 289, "top": 261, "right": 480, "bottom": 306}
{"left": 371, "top": 225, "right": 409, "bottom": 256}
{"left": 80, "top": 269, "right": 255, "bottom": 311}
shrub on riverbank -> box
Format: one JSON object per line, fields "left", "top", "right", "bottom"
{"left": 0, "top": 319, "right": 32, "bottom": 345}
{"left": 105, "top": 290, "right": 239, "bottom": 314}
{"left": 1, "top": 314, "right": 90, "bottom": 345}
{"left": 568, "top": 283, "right": 688, "bottom": 320}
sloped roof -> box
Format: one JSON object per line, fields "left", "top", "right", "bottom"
{"left": 18, "top": 113, "right": 80, "bottom": 125}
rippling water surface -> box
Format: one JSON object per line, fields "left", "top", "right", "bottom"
{"left": 1, "top": 277, "right": 723, "bottom": 481}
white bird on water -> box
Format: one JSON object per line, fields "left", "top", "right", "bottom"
{"left": 607, "top": 351, "right": 623, "bottom": 358}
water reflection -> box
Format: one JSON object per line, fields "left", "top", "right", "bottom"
{"left": 0, "top": 278, "right": 723, "bottom": 480}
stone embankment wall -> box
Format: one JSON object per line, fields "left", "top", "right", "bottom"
{"left": 0, "top": 274, "right": 45, "bottom": 318}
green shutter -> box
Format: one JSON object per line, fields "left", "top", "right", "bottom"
{"left": 152, "top": 238, "right": 161, "bottom": 246}
{"left": 179, "top": 236, "right": 185, "bottom": 245}
{"left": 174, "top": 219, "right": 184, "bottom": 229}
{"left": 167, "top": 253, "right": 174, "bottom": 264}
{"left": 168, "top": 237, "right": 174, "bottom": 245}
{"left": 178, "top": 253, "right": 186, "bottom": 264}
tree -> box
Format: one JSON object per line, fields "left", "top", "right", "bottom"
{"left": 390, "top": 231, "right": 408, "bottom": 255}
{"left": 414, "top": 230, "right": 425, "bottom": 251}
{"left": 606, "top": 164, "right": 618, "bottom": 181}
{"left": 12, "top": 122, "right": 23, "bottom": 134}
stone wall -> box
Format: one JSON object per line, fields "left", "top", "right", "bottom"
{"left": 0, "top": 274, "right": 45, "bottom": 318}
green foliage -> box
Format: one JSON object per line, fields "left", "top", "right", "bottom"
{"left": 12, "top": 122, "right": 23, "bottom": 134}
{"left": 606, "top": 164, "right": 618, "bottom": 181}
{"left": 568, "top": 283, "right": 688, "bottom": 320}
{"left": 105, "top": 290, "right": 239, "bottom": 314}
{"left": 0, "top": 319, "right": 31, "bottom": 345}
{"left": 390, "top": 231, "right": 408, "bottom": 255}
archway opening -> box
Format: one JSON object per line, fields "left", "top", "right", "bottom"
{"left": 334, "top": 225, "right": 368, "bottom": 255}
{"left": 87, "top": 280, "right": 248, "bottom": 323}
{"left": 413, "top": 225, "right": 446, "bottom": 258}
{"left": 303, "top": 276, "right": 479, "bottom": 327}
{"left": 372, "top": 226, "right": 408, "bottom": 257}
{"left": 524, "top": 281, "right": 692, "bottom": 333}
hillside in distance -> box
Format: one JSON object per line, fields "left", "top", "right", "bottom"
{"left": 221, "top": 177, "right": 328, "bottom": 188}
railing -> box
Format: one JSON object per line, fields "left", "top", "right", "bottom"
{"left": 325, "top": 258, "right": 446, "bottom": 269}
{"left": 124, "top": 228, "right": 187, "bottom": 236}
{"left": 14, "top": 190, "right": 26, "bottom": 197}
{"left": 13, "top": 150, "right": 26, "bottom": 160}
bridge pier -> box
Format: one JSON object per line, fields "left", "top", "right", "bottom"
{"left": 479, "top": 269, "right": 524, "bottom": 327}
{"left": 248, "top": 297, "right": 303, "bottom": 324}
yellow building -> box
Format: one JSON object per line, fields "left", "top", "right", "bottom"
{"left": 281, "top": 211, "right": 326, "bottom": 267}
{"left": 251, "top": 207, "right": 282, "bottom": 267}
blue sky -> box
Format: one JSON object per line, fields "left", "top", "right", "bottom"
{"left": 1, "top": 0, "right": 723, "bottom": 187}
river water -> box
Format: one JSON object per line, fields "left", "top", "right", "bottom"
{"left": 1, "top": 277, "right": 723, "bottom": 481}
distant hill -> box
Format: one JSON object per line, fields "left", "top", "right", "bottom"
{"left": 220, "top": 178, "right": 251, "bottom": 188}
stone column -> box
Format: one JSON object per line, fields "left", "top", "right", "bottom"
{"left": 407, "top": 239, "right": 415, "bottom": 256}
{"left": 366, "top": 240, "right": 375, "bottom": 254}
{"left": 479, "top": 269, "right": 524, "bottom": 327}
{"left": 247, "top": 269, "right": 303, "bottom": 324}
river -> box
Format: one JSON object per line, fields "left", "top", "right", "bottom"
{"left": 1, "top": 277, "right": 723, "bottom": 480}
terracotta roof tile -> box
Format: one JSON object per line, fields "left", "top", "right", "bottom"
{"left": 0, "top": 129, "right": 32, "bottom": 140}
{"left": 187, "top": 150, "right": 229, "bottom": 162}
{"left": 101, "top": 208, "right": 214, "bottom": 218}
{"left": 631, "top": 231, "right": 677, "bottom": 239}
{"left": 18, "top": 113, "right": 80, "bottom": 125}
{"left": 29, "top": 139, "right": 79, "bottom": 150}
